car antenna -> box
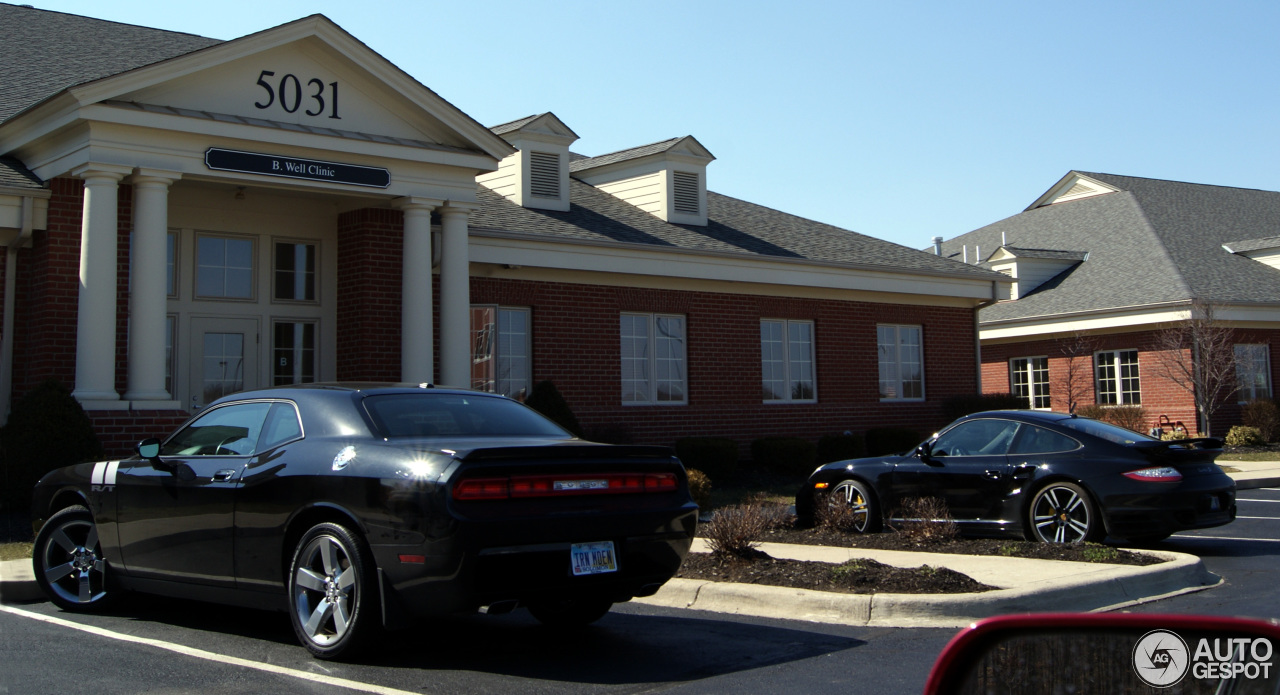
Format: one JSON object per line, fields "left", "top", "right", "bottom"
{"left": 418, "top": 382, "right": 435, "bottom": 389}
{"left": 1069, "top": 402, "right": 1077, "bottom": 418}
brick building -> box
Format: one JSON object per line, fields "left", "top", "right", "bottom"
{"left": 0, "top": 5, "right": 1007, "bottom": 456}
{"left": 942, "top": 171, "right": 1280, "bottom": 437}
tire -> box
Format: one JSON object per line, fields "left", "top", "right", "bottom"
{"left": 827, "top": 480, "right": 882, "bottom": 534}
{"left": 1027, "top": 482, "right": 1103, "bottom": 544}
{"left": 287, "top": 523, "right": 380, "bottom": 659}
{"left": 33, "top": 505, "right": 118, "bottom": 612}
{"left": 527, "top": 598, "right": 613, "bottom": 629}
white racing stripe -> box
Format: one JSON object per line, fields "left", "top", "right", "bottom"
{"left": 0, "top": 604, "right": 424, "bottom": 695}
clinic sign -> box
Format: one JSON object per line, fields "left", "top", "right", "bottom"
{"left": 205, "top": 148, "right": 390, "bottom": 188}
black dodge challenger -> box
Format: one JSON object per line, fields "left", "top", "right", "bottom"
{"left": 796, "top": 410, "right": 1236, "bottom": 544}
{"left": 30, "top": 384, "right": 697, "bottom": 658}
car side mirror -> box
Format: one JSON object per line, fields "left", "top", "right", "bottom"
{"left": 917, "top": 441, "right": 941, "bottom": 463}
{"left": 137, "top": 438, "right": 162, "bottom": 461}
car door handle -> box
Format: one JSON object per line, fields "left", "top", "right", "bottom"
{"left": 212, "top": 469, "right": 237, "bottom": 482}
{"left": 984, "top": 469, "right": 1004, "bottom": 480}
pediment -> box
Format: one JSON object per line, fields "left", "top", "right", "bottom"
{"left": 67, "top": 15, "right": 512, "bottom": 160}
{"left": 1026, "top": 172, "right": 1120, "bottom": 210}
{"left": 668, "top": 135, "right": 715, "bottom": 162}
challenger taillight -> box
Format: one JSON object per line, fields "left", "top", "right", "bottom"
{"left": 1123, "top": 466, "right": 1183, "bottom": 482}
{"left": 453, "top": 472, "right": 679, "bottom": 500}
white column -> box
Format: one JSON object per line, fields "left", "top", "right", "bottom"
{"left": 124, "top": 169, "right": 180, "bottom": 401}
{"left": 439, "top": 204, "right": 475, "bottom": 388}
{"left": 394, "top": 197, "right": 440, "bottom": 384}
{"left": 71, "top": 164, "right": 132, "bottom": 403}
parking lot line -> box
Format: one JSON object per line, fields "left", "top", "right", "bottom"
{"left": 1238, "top": 498, "right": 1280, "bottom": 503}
{"left": 1171, "top": 535, "right": 1280, "bottom": 542}
{"left": 0, "top": 604, "right": 422, "bottom": 695}
{"left": 1236, "top": 516, "right": 1280, "bottom": 520}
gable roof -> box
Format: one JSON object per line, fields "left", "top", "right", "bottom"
{"left": 472, "top": 177, "right": 1003, "bottom": 279}
{"left": 994, "top": 246, "right": 1088, "bottom": 262}
{"left": 943, "top": 171, "right": 1280, "bottom": 324}
{"left": 0, "top": 3, "right": 221, "bottom": 123}
{"left": 569, "top": 136, "right": 713, "bottom": 173}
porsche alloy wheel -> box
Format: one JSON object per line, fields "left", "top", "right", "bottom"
{"left": 1029, "top": 482, "right": 1102, "bottom": 544}
{"left": 33, "top": 505, "right": 116, "bottom": 611}
{"left": 288, "top": 523, "right": 378, "bottom": 659}
{"left": 827, "top": 480, "right": 882, "bottom": 534}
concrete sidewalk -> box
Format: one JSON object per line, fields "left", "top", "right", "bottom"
{"left": 1220, "top": 459, "right": 1280, "bottom": 490}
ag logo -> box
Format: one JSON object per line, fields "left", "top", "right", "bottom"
{"left": 1134, "top": 629, "right": 1190, "bottom": 687}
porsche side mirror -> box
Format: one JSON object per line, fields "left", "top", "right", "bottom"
{"left": 917, "top": 441, "right": 942, "bottom": 465}
{"left": 925, "top": 613, "right": 1280, "bottom": 695}
{"left": 137, "top": 438, "right": 162, "bottom": 460}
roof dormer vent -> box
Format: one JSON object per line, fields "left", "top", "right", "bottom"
{"left": 479, "top": 113, "right": 578, "bottom": 212}
{"left": 570, "top": 135, "right": 715, "bottom": 226}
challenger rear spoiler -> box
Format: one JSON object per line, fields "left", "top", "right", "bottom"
{"left": 462, "top": 444, "right": 675, "bottom": 462}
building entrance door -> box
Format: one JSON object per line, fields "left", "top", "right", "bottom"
{"left": 190, "top": 317, "right": 259, "bottom": 411}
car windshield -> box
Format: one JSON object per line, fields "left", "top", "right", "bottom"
{"left": 362, "top": 393, "right": 571, "bottom": 438}
{"left": 1057, "top": 416, "right": 1155, "bottom": 446}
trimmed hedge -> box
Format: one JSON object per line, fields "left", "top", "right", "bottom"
{"left": 942, "top": 392, "right": 1028, "bottom": 420}
{"left": 523, "top": 380, "right": 583, "bottom": 438}
{"left": 1226, "top": 426, "right": 1265, "bottom": 447}
{"left": 674, "top": 437, "right": 740, "bottom": 480}
{"left": 1, "top": 379, "right": 104, "bottom": 513}
{"left": 1076, "top": 404, "right": 1148, "bottom": 434}
{"left": 864, "top": 427, "right": 923, "bottom": 457}
{"left": 750, "top": 437, "right": 818, "bottom": 477}
{"left": 817, "top": 433, "right": 866, "bottom": 463}
{"left": 686, "top": 469, "right": 712, "bottom": 509}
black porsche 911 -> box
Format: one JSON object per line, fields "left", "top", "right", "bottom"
{"left": 30, "top": 384, "right": 697, "bottom": 658}
{"left": 795, "top": 410, "right": 1236, "bottom": 544}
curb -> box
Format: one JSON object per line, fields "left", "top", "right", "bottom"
{"left": 0, "top": 559, "right": 40, "bottom": 603}
{"left": 1234, "top": 476, "right": 1280, "bottom": 491}
{"left": 633, "top": 549, "right": 1217, "bottom": 628}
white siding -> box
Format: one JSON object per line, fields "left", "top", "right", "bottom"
{"left": 477, "top": 154, "right": 520, "bottom": 200}
{"left": 596, "top": 172, "right": 664, "bottom": 215}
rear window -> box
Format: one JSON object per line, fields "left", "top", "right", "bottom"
{"left": 362, "top": 393, "right": 571, "bottom": 438}
{"left": 1058, "top": 417, "right": 1155, "bottom": 446}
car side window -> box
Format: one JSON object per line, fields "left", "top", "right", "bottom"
{"left": 161, "top": 402, "right": 272, "bottom": 456}
{"left": 933, "top": 419, "right": 1021, "bottom": 457}
{"left": 257, "top": 402, "right": 303, "bottom": 452}
{"left": 1009, "top": 425, "right": 1080, "bottom": 455}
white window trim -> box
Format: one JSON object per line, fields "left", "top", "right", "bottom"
{"left": 761, "top": 319, "right": 817, "bottom": 404}
{"left": 1010, "top": 356, "right": 1051, "bottom": 410}
{"left": 1094, "top": 349, "right": 1141, "bottom": 405}
{"left": 1235, "top": 343, "right": 1272, "bottom": 403}
{"left": 620, "top": 312, "right": 688, "bottom": 406}
{"left": 166, "top": 230, "right": 180, "bottom": 299}
{"left": 471, "top": 305, "right": 532, "bottom": 399}
{"left": 194, "top": 231, "right": 257, "bottom": 302}
{"left": 878, "top": 324, "right": 925, "bottom": 402}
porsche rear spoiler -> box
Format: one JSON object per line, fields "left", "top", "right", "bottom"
{"left": 1132, "top": 437, "right": 1224, "bottom": 452}
{"left": 1132, "top": 437, "right": 1224, "bottom": 465}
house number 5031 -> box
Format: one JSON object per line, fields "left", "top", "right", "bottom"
{"left": 253, "top": 70, "right": 340, "bottom": 119}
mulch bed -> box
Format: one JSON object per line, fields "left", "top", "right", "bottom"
{"left": 676, "top": 549, "right": 994, "bottom": 595}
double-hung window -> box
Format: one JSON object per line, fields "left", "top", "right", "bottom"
{"left": 471, "top": 306, "right": 532, "bottom": 399}
{"left": 1010, "top": 356, "right": 1050, "bottom": 409}
{"left": 1095, "top": 349, "right": 1140, "bottom": 405}
{"left": 1236, "top": 344, "right": 1272, "bottom": 402}
{"left": 621, "top": 313, "right": 686, "bottom": 405}
{"left": 761, "top": 319, "right": 815, "bottom": 402}
{"left": 878, "top": 324, "right": 923, "bottom": 400}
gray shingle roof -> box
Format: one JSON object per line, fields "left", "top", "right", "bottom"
{"left": 0, "top": 156, "right": 42, "bottom": 190}
{"left": 0, "top": 3, "right": 221, "bottom": 123}
{"left": 943, "top": 171, "right": 1280, "bottom": 323}
{"left": 490, "top": 114, "right": 542, "bottom": 136}
{"left": 1222, "top": 236, "right": 1280, "bottom": 254}
{"left": 568, "top": 138, "right": 683, "bottom": 173}
{"left": 997, "top": 247, "right": 1088, "bottom": 261}
{"left": 472, "top": 179, "right": 1004, "bottom": 279}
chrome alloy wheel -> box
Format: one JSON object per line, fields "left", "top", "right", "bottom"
{"left": 828, "top": 479, "right": 881, "bottom": 533}
{"left": 291, "top": 533, "right": 358, "bottom": 648}
{"left": 1030, "top": 483, "right": 1095, "bottom": 543}
{"left": 35, "top": 507, "right": 111, "bottom": 609}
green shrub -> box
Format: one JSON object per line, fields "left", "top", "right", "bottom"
{"left": 1, "top": 379, "right": 104, "bottom": 513}
{"left": 942, "top": 393, "right": 1028, "bottom": 420}
{"left": 685, "top": 468, "right": 712, "bottom": 509}
{"left": 750, "top": 437, "right": 817, "bottom": 477}
{"left": 817, "top": 433, "right": 866, "bottom": 464}
{"left": 1242, "top": 400, "right": 1280, "bottom": 442}
{"left": 864, "top": 427, "right": 923, "bottom": 457}
{"left": 674, "top": 437, "right": 740, "bottom": 480}
{"left": 1160, "top": 429, "right": 1189, "bottom": 441}
{"left": 523, "top": 381, "right": 583, "bottom": 437}
{"left": 1225, "top": 426, "right": 1265, "bottom": 447}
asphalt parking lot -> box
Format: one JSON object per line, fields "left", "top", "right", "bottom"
{"left": 1170, "top": 485, "right": 1280, "bottom": 544}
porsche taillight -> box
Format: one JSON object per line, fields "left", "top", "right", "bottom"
{"left": 1123, "top": 466, "right": 1183, "bottom": 482}
{"left": 452, "top": 472, "right": 679, "bottom": 500}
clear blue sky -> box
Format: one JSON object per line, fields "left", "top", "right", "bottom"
{"left": 26, "top": 0, "right": 1280, "bottom": 250}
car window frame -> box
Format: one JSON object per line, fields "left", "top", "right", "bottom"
{"left": 1008, "top": 423, "right": 1082, "bottom": 455}
{"left": 931, "top": 418, "right": 1022, "bottom": 458}
{"left": 160, "top": 399, "right": 287, "bottom": 457}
